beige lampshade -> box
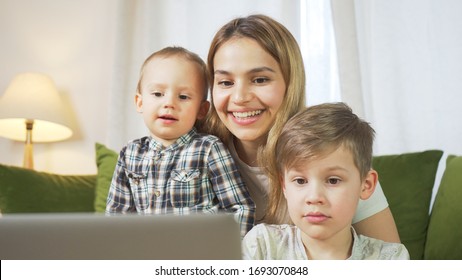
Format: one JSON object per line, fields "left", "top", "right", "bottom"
{"left": 0, "top": 73, "right": 73, "bottom": 142}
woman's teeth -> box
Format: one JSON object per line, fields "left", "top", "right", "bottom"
{"left": 232, "top": 110, "right": 262, "bottom": 119}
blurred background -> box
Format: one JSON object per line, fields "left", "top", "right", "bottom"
{"left": 1, "top": 0, "right": 461, "bottom": 175}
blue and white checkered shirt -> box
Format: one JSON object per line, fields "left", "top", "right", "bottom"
{"left": 106, "top": 128, "right": 255, "bottom": 237}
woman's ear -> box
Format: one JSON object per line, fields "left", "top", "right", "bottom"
{"left": 360, "top": 169, "right": 378, "bottom": 200}
{"left": 135, "top": 93, "right": 143, "bottom": 113}
{"left": 197, "top": 100, "right": 210, "bottom": 120}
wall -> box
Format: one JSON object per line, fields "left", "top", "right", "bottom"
{"left": 0, "top": 0, "right": 120, "bottom": 174}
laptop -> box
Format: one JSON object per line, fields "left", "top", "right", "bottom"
{"left": 0, "top": 213, "right": 242, "bottom": 260}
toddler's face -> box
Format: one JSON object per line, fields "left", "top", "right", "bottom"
{"left": 135, "top": 56, "right": 208, "bottom": 147}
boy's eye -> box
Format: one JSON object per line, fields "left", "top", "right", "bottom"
{"left": 179, "top": 94, "right": 190, "bottom": 100}
{"left": 327, "top": 178, "right": 341, "bottom": 185}
{"left": 293, "top": 178, "right": 307, "bottom": 185}
{"left": 151, "top": 92, "right": 163, "bottom": 97}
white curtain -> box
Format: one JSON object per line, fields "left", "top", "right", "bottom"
{"left": 330, "top": 0, "right": 462, "bottom": 157}
{"left": 301, "top": 0, "right": 341, "bottom": 106}
{"left": 108, "top": 0, "right": 462, "bottom": 156}
{"left": 4, "top": 0, "right": 459, "bottom": 174}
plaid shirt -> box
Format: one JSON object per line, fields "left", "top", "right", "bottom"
{"left": 106, "top": 128, "right": 255, "bottom": 237}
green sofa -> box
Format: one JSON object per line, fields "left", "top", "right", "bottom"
{"left": 1, "top": 144, "right": 461, "bottom": 260}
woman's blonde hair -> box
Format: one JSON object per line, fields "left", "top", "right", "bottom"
{"left": 201, "top": 15, "right": 306, "bottom": 223}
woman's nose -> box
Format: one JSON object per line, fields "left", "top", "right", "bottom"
{"left": 232, "top": 83, "right": 252, "bottom": 104}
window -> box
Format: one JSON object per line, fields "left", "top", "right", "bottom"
{"left": 300, "top": 0, "right": 340, "bottom": 106}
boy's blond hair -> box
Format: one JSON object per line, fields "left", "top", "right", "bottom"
{"left": 136, "top": 46, "right": 209, "bottom": 101}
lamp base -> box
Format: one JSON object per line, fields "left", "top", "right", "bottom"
{"left": 23, "top": 120, "right": 34, "bottom": 169}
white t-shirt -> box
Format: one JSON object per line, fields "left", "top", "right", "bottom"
{"left": 242, "top": 224, "right": 409, "bottom": 260}
{"left": 227, "top": 140, "right": 389, "bottom": 223}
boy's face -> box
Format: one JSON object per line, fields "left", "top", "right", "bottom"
{"left": 282, "top": 145, "right": 377, "bottom": 245}
{"left": 135, "top": 56, "right": 209, "bottom": 147}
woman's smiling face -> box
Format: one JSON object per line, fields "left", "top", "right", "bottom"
{"left": 212, "top": 37, "right": 286, "bottom": 145}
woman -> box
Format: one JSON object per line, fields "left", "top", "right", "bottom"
{"left": 201, "top": 14, "right": 400, "bottom": 242}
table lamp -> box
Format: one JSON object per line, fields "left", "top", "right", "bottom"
{"left": 0, "top": 72, "right": 73, "bottom": 169}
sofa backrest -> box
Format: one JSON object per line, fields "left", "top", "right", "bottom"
{"left": 373, "top": 150, "right": 443, "bottom": 260}
{"left": 0, "top": 164, "right": 96, "bottom": 213}
{"left": 424, "top": 154, "right": 462, "bottom": 260}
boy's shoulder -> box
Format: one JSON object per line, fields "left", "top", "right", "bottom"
{"left": 243, "top": 223, "right": 305, "bottom": 260}
{"left": 125, "top": 136, "right": 151, "bottom": 150}
{"left": 117, "top": 137, "right": 152, "bottom": 157}
{"left": 246, "top": 223, "right": 298, "bottom": 240}
{"left": 121, "top": 132, "right": 226, "bottom": 153}
{"left": 193, "top": 131, "right": 221, "bottom": 143}
{"left": 174, "top": 128, "right": 223, "bottom": 147}
{"left": 189, "top": 132, "right": 230, "bottom": 150}
{"left": 353, "top": 233, "right": 410, "bottom": 260}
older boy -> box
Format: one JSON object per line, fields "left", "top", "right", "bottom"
{"left": 243, "top": 102, "right": 408, "bottom": 259}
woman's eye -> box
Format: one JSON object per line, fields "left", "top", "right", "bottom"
{"left": 253, "top": 77, "right": 269, "bottom": 84}
{"left": 217, "top": 80, "right": 233, "bottom": 87}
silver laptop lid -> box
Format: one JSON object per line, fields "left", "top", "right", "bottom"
{"left": 0, "top": 213, "right": 242, "bottom": 260}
